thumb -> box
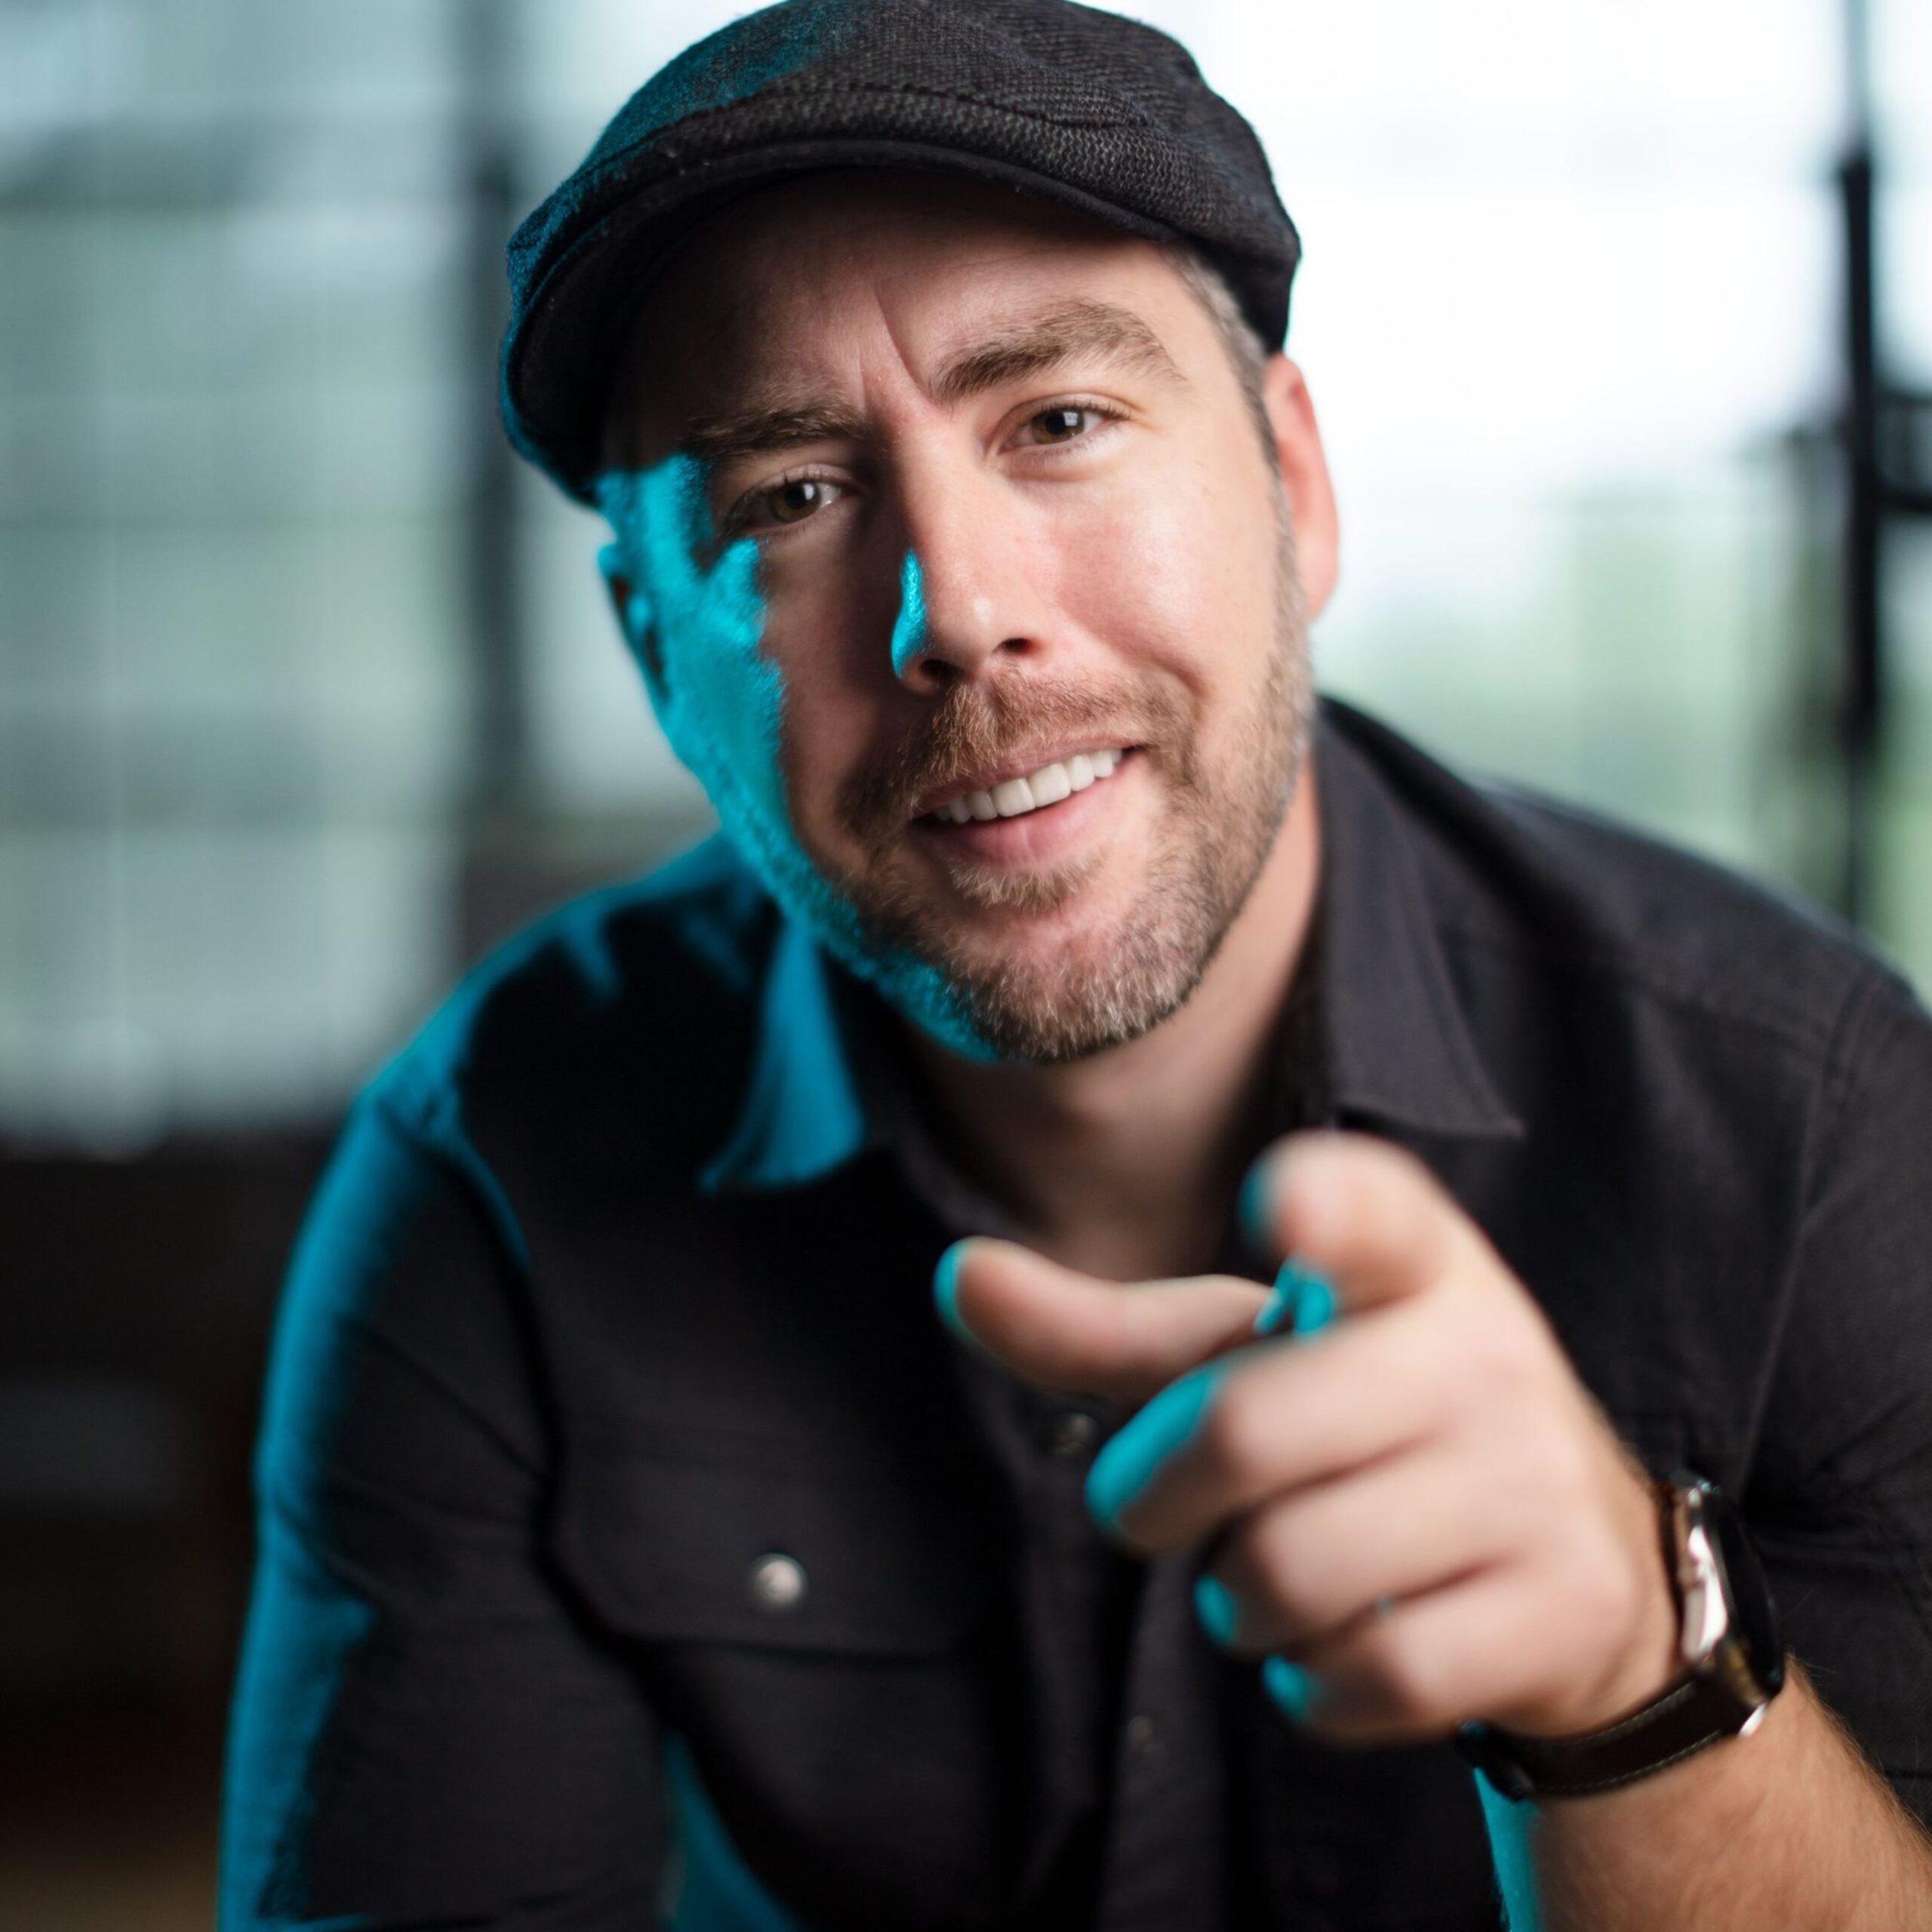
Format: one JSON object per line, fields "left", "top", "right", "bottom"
{"left": 934, "top": 1238, "right": 1270, "bottom": 1404}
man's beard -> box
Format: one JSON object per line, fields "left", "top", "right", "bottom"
{"left": 820, "top": 528, "right": 1315, "bottom": 1063}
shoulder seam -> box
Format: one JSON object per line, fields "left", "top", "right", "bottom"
{"left": 1736, "top": 964, "right": 1897, "bottom": 1479}
{"left": 1816, "top": 963, "right": 1905, "bottom": 1124}
{"left": 365, "top": 1084, "right": 535, "bottom": 1284}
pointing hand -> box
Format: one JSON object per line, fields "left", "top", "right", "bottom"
{"left": 935, "top": 1131, "right": 1678, "bottom": 1745}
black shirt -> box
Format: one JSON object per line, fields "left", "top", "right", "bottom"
{"left": 220, "top": 698, "right": 1932, "bottom": 1931}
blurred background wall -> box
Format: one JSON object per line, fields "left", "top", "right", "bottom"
{"left": 1, "top": 1, "right": 1927, "bottom": 1923}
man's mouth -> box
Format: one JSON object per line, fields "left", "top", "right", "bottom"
{"left": 918, "top": 746, "right": 1134, "bottom": 826}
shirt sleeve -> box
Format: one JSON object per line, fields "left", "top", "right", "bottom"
{"left": 1749, "top": 965, "right": 1932, "bottom": 1823}
{"left": 218, "top": 1089, "right": 666, "bottom": 1930}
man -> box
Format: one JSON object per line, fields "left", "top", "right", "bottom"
{"left": 220, "top": 2, "right": 1932, "bottom": 1927}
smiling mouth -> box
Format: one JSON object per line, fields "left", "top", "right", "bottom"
{"left": 921, "top": 747, "right": 1133, "bottom": 826}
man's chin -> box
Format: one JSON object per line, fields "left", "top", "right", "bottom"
{"left": 936, "top": 937, "right": 1211, "bottom": 1063}
{"left": 885, "top": 853, "right": 1137, "bottom": 959}
{"left": 932, "top": 853, "right": 1112, "bottom": 919}
{"left": 812, "top": 817, "right": 1227, "bottom": 1060}
{"left": 879, "top": 889, "right": 1216, "bottom": 1062}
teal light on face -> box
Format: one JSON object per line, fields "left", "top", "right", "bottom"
{"left": 888, "top": 548, "right": 928, "bottom": 679}
{"left": 598, "top": 461, "right": 1000, "bottom": 1060}
{"left": 597, "top": 460, "right": 789, "bottom": 855}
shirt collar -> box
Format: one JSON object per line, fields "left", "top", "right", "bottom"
{"left": 697, "top": 912, "right": 875, "bottom": 1194}
{"left": 1314, "top": 703, "right": 1524, "bottom": 1140}
{"left": 701, "top": 699, "right": 1521, "bottom": 1195}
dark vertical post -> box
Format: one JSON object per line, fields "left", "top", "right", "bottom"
{"left": 459, "top": 0, "right": 525, "bottom": 817}
{"left": 1832, "top": 0, "right": 1883, "bottom": 924}
{"left": 1838, "top": 135, "right": 1879, "bottom": 924}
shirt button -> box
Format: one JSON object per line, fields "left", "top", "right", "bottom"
{"left": 1045, "top": 1411, "right": 1100, "bottom": 1460}
{"left": 747, "top": 1552, "right": 808, "bottom": 1613}
{"left": 1124, "top": 1712, "right": 1161, "bottom": 1758}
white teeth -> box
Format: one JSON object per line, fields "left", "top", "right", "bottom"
{"left": 1029, "top": 762, "right": 1071, "bottom": 807}
{"left": 929, "top": 748, "right": 1129, "bottom": 825}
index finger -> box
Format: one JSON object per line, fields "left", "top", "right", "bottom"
{"left": 1241, "top": 1131, "right": 1472, "bottom": 1315}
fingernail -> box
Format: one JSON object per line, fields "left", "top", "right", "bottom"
{"left": 932, "top": 1240, "right": 976, "bottom": 1343}
{"left": 1193, "top": 1575, "right": 1240, "bottom": 1647}
{"left": 1262, "top": 1655, "right": 1321, "bottom": 1722}
{"left": 1253, "top": 1260, "right": 1338, "bottom": 1339}
{"left": 1238, "top": 1162, "right": 1275, "bottom": 1254}
{"left": 1086, "top": 1363, "right": 1221, "bottom": 1535}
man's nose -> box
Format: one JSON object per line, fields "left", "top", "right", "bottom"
{"left": 886, "top": 481, "right": 1045, "bottom": 692}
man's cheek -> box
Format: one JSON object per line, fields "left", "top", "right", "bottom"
{"left": 650, "top": 574, "right": 794, "bottom": 839}
{"left": 600, "top": 461, "right": 789, "bottom": 837}
{"left": 1042, "top": 500, "right": 1203, "bottom": 652}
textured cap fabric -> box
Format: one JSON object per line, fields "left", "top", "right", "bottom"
{"left": 500, "top": 0, "right": 1300, "bottom": 503}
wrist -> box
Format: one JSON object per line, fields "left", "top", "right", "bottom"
{"left": 1462, "top": 1474, "right": 1788, "bottom": 1801}
{"left": 1541, "top": 1597, "right": 1681, "bottom": 1741}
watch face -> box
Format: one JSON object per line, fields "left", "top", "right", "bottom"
{"left": 1698, "top": 1481, "right": 1786, "bottom": 1699}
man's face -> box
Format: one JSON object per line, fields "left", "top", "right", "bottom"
{"left": 600, "top": 172, "right": 1325, "bottom": 1061}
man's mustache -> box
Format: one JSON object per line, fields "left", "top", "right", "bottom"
{"left": 839, "top": 679, "right": 1164, "bottom": 848}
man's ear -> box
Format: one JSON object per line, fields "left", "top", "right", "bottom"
{"left": 597, "top": 542, "right": 669, "bottom": 706}
{"left": 1260, "top": 355, "right": 1340, "bottom": 622}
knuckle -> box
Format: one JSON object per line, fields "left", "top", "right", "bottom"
{"left": 1251, "top": 1555, "right": 1324, "bottom": 1635}
{"left": 1366, "top": 1626, "right": 1451, "bottom": 1729}
{"left": 1531, "top": 1413, "right": 1597, "bottom": 1499}
{"left": 1198, "top": 1381, "right": 1272, "bottom": 1484}
{"left": 1457, "top": 1311, "right": 1544, "bottom": 1396}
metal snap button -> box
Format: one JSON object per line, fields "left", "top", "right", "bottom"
{"left": 747, "top": 1552, "right": 808, "bottom": 1613}
{"left": 1124, "top": 1712, "right": 1160, "bottom": 1758}
{"left": 1046, "top": 1411, "right": 1100, "bottom": 1460}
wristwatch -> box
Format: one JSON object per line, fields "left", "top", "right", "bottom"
{"left": 1459, "top": 1472, "right": 1786, "bottom": 1801}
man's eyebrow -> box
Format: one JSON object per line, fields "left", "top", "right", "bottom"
{"left": 671, "top": 300, "right": 1185, "bottom": 469}
{"left": 676, "top": 401, "right": 871, "bottom": 468}
{"left": 930, "top": 298, "right": 1186, "bottom": 408}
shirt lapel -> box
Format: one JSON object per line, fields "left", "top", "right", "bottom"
{"left": 1312, "top": 703, "right": 1525, "bottom": 1141}
{"left": 698, "top": 912, "right": 876, "bottom": 1194}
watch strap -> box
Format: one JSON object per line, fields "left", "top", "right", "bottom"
{"left": 1458, "top": 1663, "right": 1755, "bottom": 1801}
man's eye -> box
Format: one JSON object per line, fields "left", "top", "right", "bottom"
{"left": 732, "top": 474, "right": 843, "bottom": 533}
{"left": 767, "top": 476, "right": 835, "bottom": 523}
{"left": 1014, "top": 404, "right": 1115, "bottom": 448}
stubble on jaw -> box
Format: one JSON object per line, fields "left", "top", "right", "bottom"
{"left": 817, "top": 520, "right": 1315, "bottom": 1063}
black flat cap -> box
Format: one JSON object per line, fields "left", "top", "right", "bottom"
{"left": 500, "top": 0, "right": 1300, "bottom": 503}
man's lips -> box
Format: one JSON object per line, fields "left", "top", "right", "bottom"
{"left": 909, "top": 742, "right": 1137, "bottom": 823}
{"left": 906, "top": 747, "right": 1141, "bottom": 871}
